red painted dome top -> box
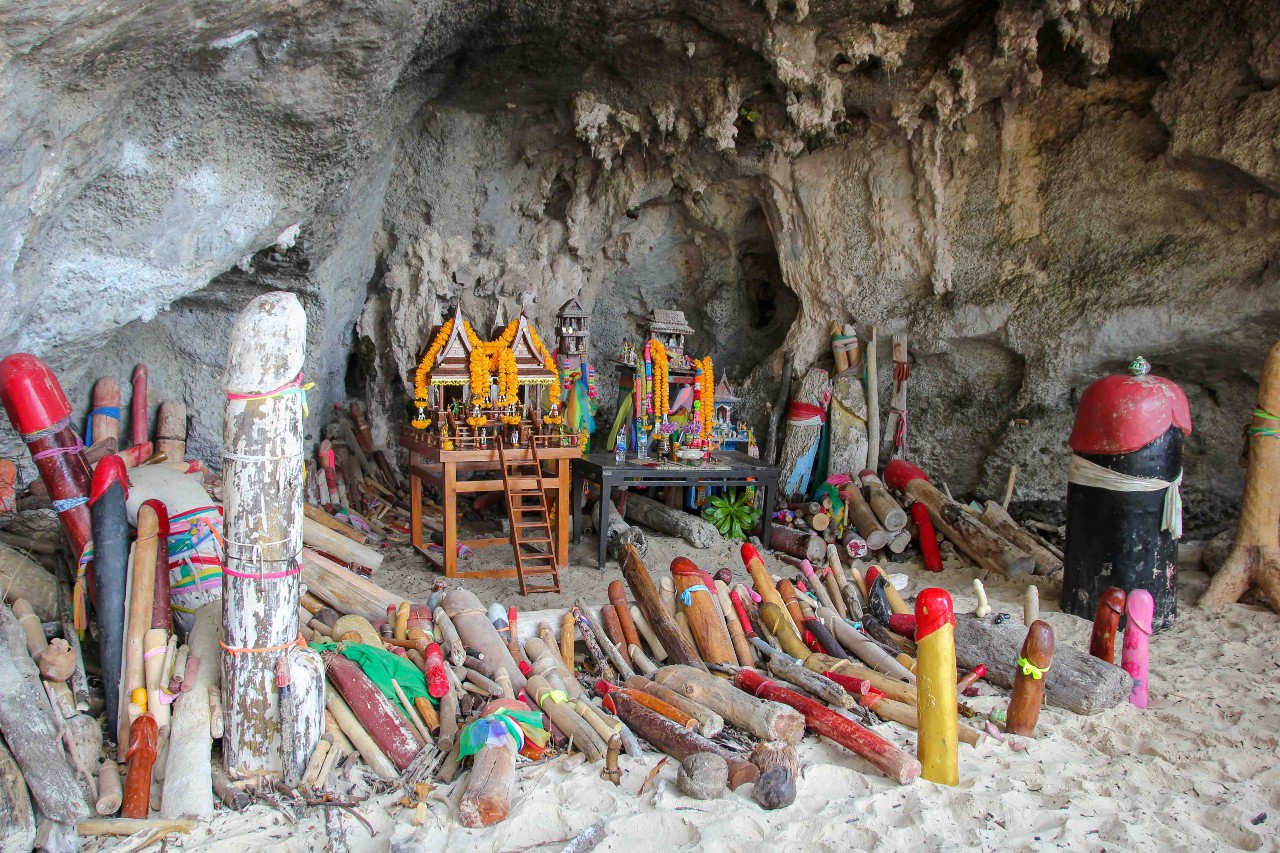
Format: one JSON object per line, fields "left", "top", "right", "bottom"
{"left": 1070, "top": 357, "right": 1192, "bottom": 455}
{"left": 0, "top": 353, "right": 73, "bottom": 435}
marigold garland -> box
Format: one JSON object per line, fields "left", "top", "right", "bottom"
{"left": 412, "top": 317, "right": 457, "bottom": 425}
{"left": 698, "top": 356, "right": 715, "bottom": 440}
{"left": 649, "top": 339, "right": 669, "bottom": 418}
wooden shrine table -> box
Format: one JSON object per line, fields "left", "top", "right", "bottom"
{"left": 571, "top": 450, "right": 780, "bottom": 569}
{"left": 401, "top": 426, "right": 581, "bottom": 580}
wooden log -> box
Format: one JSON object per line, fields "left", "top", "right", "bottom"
{"left": 953, "top": 613, "right": 1132, "bottom": 714}
{"left": 736, "top": 669, "right": 920, "bottom": 785}
{"left": 865, "top": 327, "right": 880, "bottom": 473}
{"left": 459, "top": 698, "right": 524, "bottom": 827}
{"left": 883, "top": 460, "right": 1034, "bottom": 577}
{"left": 1089, "top": 587, "right": 1126, "bottom": 664}
{"left": 221, "top": 293, "right": 325, "bottom": 777}
{"left": 86, "top": 377, "right": 123, "bottom": 458}
{"left": 304, "top": 503, "right": 370, "bottom": 545}
{"left": 623, "top": 677, "right": 724, "bottom": 737}
{"left": 858, "top": 693, "right": 982, "bottom": 747}
{"left": 778, "top": 369, "right": 832, "bottom": 501}
{"left": 95, "top": 760, "right": 122, "bottom": 816}
{"left": 628, "top": 606, "right": 668, "bottom": 662}
{"left": 828, "top": 355, "right": 869, "bottom": 478}
{"left": 610, "top": 692, "right": 758, "bottom": 789}
{"left": 654, "top": 665, "right": 805, "bottom": 744}
{"left": 669, "top": 559, "right": 735, "bottom": 666}
{"left": 803, "top": 652, "right": 914, "bottom": 705}
{"left": 1201, "top": 341, "right": 1280, "bottom": 610}
{"left": 574, "top": 599, "right": 634, "bottom": 681}
{"left": 154, "top": 400, "right": 187, "bottom": 463}
{"left": 1007, "top": 619, "right": 1054, "bottom": 737}
{"left": 1023, "top": 585, "right": 1040, "bottom": 626}
{"left": 526, "top": 635, "right": 582, "bottom": 700}
{"left": 558, "top": 610, "right": 577, "bottom": 673}
{"left": 324, "top": 653, "right": 419, "bottom": 772}
{"left": 861, "top": 471, "right": 907, "bottom": 532}
{"left": 303, "top": 519, "right": 383, "bottom": 572}
{"left": 915, "top": 589, "right": 957, "bottom": 785}
{"left": 0, "top": 354, "right": 93, "bottom": 560}
{"left": 0, "top": 737, "right": 35, "bottom": 853}
{"left": 882, "top": 333, "right": 908, "bottom": 459}
{"left": 740, "top": 542, "right": 795, "bottom": 632}
{"left": 980, "top": 501, "right": 1062, "bottom": 576}
{"left": 714, "top": 580, "right": 755, "bottom": 667}
{"left": 760, "top": 602, "right": 810, "bottom": 660}
{"left": 121, "top": 712, "right": 158, "bottom": 818}
{"left": 301, "top": 549, "right": 404, "bottom": 624}
{"left": 677, "top": 753, "right": 727, "bottom": 799}
{"left": 120, "top": 502, "right": 159, "bottom": 752}
{"left": 768, "top": 525, "right": 826, "bottom": 563}
{"left": 1122, "top": 589, "right": 1153, "bottom": 708}
{"left": 624, "top": 492, "right": 719, "bottom": 548}
{"left": 620, "top": 545, "right": 704, "bottom": 670}
{"left": 911, "top": 501, "right": 944, "bottom": 572}
{"left": 435, "top": 607, "right": 467, "bottom": 667}
{"left": 606, "top": 501, "right": 647, "bottom": 560}
{"left": 764, "top": 654, "right": 849, "bottom": 706}
{"left": 160, "top": 602, "right": 217, "bottom": 819}
{"left": 603, "top": 684, "right": 696, "bottom": 729}
{"left": 526, "top": 674, "right": 606, "bottom": 761}
{"left": 129, "top": 364, "right": 149, "bottom": 447}
{"left": 607, "top": 581, "right": 642, "bottom": 661}
{"left": 840, "top": 482, "right": 889, "bottom": 551}
{"left": 599, "top": 605, "right": 631, "bottom": 670}
{"left": 443, "top": 590, "right": 525, "bottom": 695}
{"left": 0, "top": 604, "right": 89, "bottom": 824}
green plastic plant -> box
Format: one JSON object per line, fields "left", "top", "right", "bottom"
{"left": 703, "top": 489, "right": 762, "bottom": 542}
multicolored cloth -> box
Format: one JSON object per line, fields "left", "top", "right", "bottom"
{"left": 167, "top": 505, "right": 225, "bottom": 631}
{"left": 458, "top": 705, "right": 547, "bottom": 758}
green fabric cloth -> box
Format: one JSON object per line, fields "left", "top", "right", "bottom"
{"left": 311, "top": 641, "right": 436, "bottom": 718}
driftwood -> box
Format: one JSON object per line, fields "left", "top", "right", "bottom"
{"left": 624, "top": 492, "right": 719, "bottom": 548}
{"left": 862, "top": 472, "right": 907, "bottom": 532}
{"left": 302, "top": 549, "right": 404, "bottom": 623}
{"left": 1201, "top": 341, "right": 1280, "bottom": 610}
{"left": 221, "top": 293, "right": 325, "bottom": 777}
{"left": 325, "top": 655, "right": 419, "bottom": 772}
{"left": 442, "top": 589, "right": 526, "bottom": 696}
{"left": 155, "top": 400, "right": 187, "bottom": 463}
{"left": 0, "top": 738, "right": 34, "bottom": 853}
{"left": 654, "top": 665, "right": 805, "bottom": 744}
{"left": 0, "top": 544, "right": 59, "bottom": 622}
{"left": 623, "top": 677, "right": 724, "bottom": 737}
{"left": 953, "top": 613, "right": 1132, "bottom": 714}
{"left": 884, "top": 460, "right": 1033, "bottom": 578}
{"left": 768, "top": 525, "right": 826, "bottom": 562}
{"left": 841, "top": 483, "right": 888, "bottom": 551}
{"left": 610, "top": 692, "right": 757, "bottom": 789}
{"left": 620, "top": 545, "right": 704, "bottom": 670}
{"left": 777, "top": 369, "right": 832, "bottom": 501}
{"left": 980, "top": 501, "right": 1062, "bottom": 576}
{"left": 303, "top": 519, "right": 384, "bottom": 573}
{"left": 606, "top": 501, "right": 647, "bottom": 560}
{"left": 160, "top": 603, "right": 218, "bottom": 819}
{"left": 0, "top": 603, "right": 88, "bottom": 824}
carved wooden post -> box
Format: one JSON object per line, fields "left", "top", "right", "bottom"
{"left": 221, "top": 292, "right": 324, "bottom": 778}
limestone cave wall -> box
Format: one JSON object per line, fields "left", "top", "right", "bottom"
{"left": 2, "top": 0, "right": 1277, "bottom": 534}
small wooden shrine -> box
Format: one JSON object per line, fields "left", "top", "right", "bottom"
{"left": 409, "top": 309, "right": 575, "bottom": 452}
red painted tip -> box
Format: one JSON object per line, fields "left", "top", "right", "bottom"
{"left": 887, "top": 613, "right": 918, "bottom": 639}
{"left": 857, "top": 469, "right": 877, "bottom": 480}
{"left": 132, "top": 363, "right": 148, "bottom": 383}
{"left": 518, "top": 660, "right": 533, "bottom": 678}
{"left": 741, "top": 542, "right": 762, "bottom": 566}
{"left": 882, "top": 459, "right": 929, "bottom": 492}
{"left": 89, "top": 455, "right": 130, "bottom": 506}
{"left": 601, "top": 694, "right": 617, "bottom": 715}
{"left": 0, "top": 353, "right": 73, "bottom": 435}
{"left": 865, "top": 564, "right": 886, "bottom": 584}
{"left": 915, "top": 588, "right": 955, "bottom": 639}
{"left": 593, "top": 679, "right": 615, "bottom": 695}
{"left": 142, "top": 499, "right": 170, "bottom": 540}
{"left": 973, "top": 664, "right": 987, "bottom": 678}
{"left": 671, "top": 556, "right": 700, "bottom": 576}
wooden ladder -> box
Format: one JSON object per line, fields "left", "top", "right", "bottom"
{"left": 497, "top": 437, "right": 561, "bottom": 594}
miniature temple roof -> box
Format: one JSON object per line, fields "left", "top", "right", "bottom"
{"left": 714, "top": 375, "right": 740, "bottom": 403}
{"left": 510, "top": 314, "right": 558, "bottom": 384}
{"left": 648, "top": 308, "right": 694, "bottom": 336}
{"left": 558, "top": 297, "right": 589, "bottom": 319}
{"left": 424, "top": 309, "right": 473, "bottom": 385}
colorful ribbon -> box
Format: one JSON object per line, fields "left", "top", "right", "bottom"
{"left": 226, "top": 372, "right": 314, "bottom": 418}
{"left": 1247, "top": 407, "right": 1280, "bottom": 439}
{"left": 84, "top": 406, "right": 121, "bottom": 446}
{"left": 458, "top": 706, "right": 546, "bottom": 759}
{"left": 1017, "top": 656, "right": 1050, "bottom": 680}
{"left": 679, "top": 584, "right": 710, "bottom": 606}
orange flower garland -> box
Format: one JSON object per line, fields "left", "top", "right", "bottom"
{"left": 649, "top": 339, "right": 669, "bottom": 418}
{"left": 412, "top": 317, "right": 456, "bottom": 426}
{"left": 699, "top": 356, "right": 715, "bottom": 440}
{"left": 527, "top": 322, "right": 562, "bottom": 422}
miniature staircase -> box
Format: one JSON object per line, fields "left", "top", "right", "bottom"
{"left": 497, "top": 437, "right": 561, "bottom": 594}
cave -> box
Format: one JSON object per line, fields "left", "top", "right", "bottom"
{"left": 1, "top": 0, "right": 1278, "bottom": 848}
